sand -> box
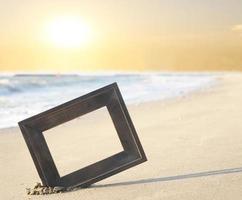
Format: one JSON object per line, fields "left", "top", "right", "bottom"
{"left": 1, "top": 73, "right": 242, "bottom": 200}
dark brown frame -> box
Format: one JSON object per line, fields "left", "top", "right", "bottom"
{"left": 18, "top": 83, "right": 147, "bottom": 188}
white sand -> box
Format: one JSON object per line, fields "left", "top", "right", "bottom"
{"left": 1, "top": 73, "right": 242, "bottom": 199}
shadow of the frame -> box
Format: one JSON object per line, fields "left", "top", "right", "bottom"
{"left": 60, "top": 166, "right": 242, "bottom": 194}
{"left": 90, "top": 167, "right": 242, "bottom": 188}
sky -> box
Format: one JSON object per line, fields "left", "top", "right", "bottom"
{"left": 0, "top": 0, "right": 242, "bottom": 72}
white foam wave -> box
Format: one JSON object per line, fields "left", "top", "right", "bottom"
{"left": 0, "top": 72, "right": 219, "bottom": 129}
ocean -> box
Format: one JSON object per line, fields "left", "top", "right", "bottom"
{"left": 0, "top": 72, "right": 219, "bottom": 129}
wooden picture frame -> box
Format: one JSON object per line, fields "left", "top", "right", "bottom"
{"left": 18, "top": 83, "right": 147, "bottom": 188}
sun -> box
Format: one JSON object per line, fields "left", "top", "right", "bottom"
{"left": 45, "top": 16, "right": 92, "bottom": 48}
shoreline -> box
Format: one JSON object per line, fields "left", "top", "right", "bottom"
{"left": 0, "top": 72, "right": 219, "bottom": 129}
{"left": 0, "top": 73, "right": 221, "bottom": 131}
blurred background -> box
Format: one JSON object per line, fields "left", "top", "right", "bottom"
{"left": 0, "top": 0, "right": 241, "bottom": 128}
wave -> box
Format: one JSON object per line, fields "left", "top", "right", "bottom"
{"left": 0, "top": 72, "right": 219, "bottom": 129}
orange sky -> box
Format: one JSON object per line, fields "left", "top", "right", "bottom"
{"left": 0, "top": 0, "right": 242, "bottom": 72}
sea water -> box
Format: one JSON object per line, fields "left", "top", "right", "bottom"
{"left": 0, "top": 72, "right": 219, "bottom": 129}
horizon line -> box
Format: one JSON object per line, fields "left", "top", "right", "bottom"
{"left": 0, "top": 70, "right": 240, "bottom": 76}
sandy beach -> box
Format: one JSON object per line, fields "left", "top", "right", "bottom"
{"left": 1, "top": 73, "right": 242, "bottom": 200}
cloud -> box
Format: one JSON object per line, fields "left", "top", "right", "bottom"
{"left": 232, "top": 24, "right": 242, "bottom": 32}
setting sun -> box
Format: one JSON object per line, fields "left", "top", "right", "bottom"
{"left": 45, "top": 16, "right": 92, "bottom": 48}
